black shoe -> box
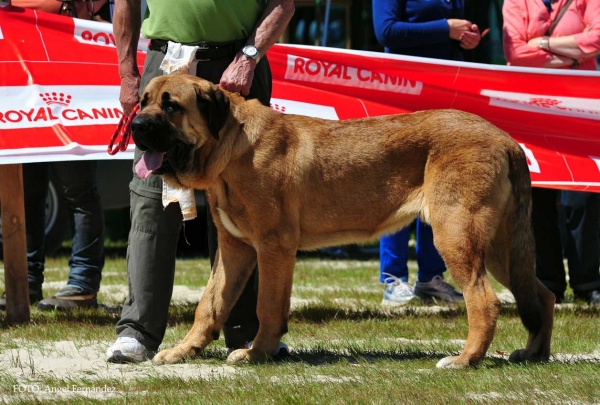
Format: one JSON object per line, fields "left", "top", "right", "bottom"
{"left": 37, "top": 285, "right": 97, "bottom": 311}
{"left": 0, "top": 286, "right": 43, "bottom": 311}
{"left": 574, "top": 289, "right": 600, "bottom": 305}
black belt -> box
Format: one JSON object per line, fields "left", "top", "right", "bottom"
{"left": 148, "top": 39, "right": 246, "bottom": 60}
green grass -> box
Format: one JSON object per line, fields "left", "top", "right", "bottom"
{"left": 1, "top": 255, "right": 599, "bottom": 405}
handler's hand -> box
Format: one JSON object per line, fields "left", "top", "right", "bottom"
{"left": 119, "top": 74, "right": 141, "bottom": 116}
{"left": 460, "top": 24, "right": 481, "bottom": 50}
{"left": 447, "top": 19, "right": 473, "bottom": 41}
{"left": 219, "top": 52, "right": 256, "bottom": 96}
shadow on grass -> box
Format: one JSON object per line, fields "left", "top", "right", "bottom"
{"left": 189, "top": 348, "right": 532, "bottom": 370}
{"left": 1, "top": 300, "right": 596, "bottom": 330}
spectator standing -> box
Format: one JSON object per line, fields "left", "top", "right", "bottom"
{"left": 105, "top": 0, "right": 295, "bottom": 362}
{"left": 0, "top": 0, "right": 109, "bottom": 312}
{"left": 372, "top": 0, "right": 482, "bottom": 305}
{"left": 503, "top": 0, "right": 600, "bottom": 305}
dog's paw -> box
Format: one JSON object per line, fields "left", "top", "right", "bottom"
{"left": 436, "top": 355, "right": 470, "bottom": 369}
{"left": 152, "top": 346, "right": 197, "bottom": 365}
{"left": 226, "top": 348, "right": 267, "bottom": 364}
{"left": 508, "top": 348, "right": 549, "bottom": 363}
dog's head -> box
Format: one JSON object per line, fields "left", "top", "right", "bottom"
{"left": 131, "top": 72, "right": 230, "bottom": 184}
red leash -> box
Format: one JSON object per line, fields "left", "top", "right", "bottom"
{"left": 107, "top": 103, "right": 140, "bottom": 155}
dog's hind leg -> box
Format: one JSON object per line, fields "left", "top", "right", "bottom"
{"left": 506, "top": 204, "right": 554, "bottom": 363}
{"left": 430, "top": 206, "right": 502, "bottom": 369}
{"left": 227, "top": 231, "right": 297, "bottom": 364}
{"left": 153, "top": 232, "right": 258, "bottom": 365}
{"left": 484, "top": 215, "right": 554, "bottom": 364}
{"left": 502, "top": 148, "right": 554, "bottom": 364}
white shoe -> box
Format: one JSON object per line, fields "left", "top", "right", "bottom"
{"left": 106, "top": 337, "right": 151, "bottom": 363}
{"left": 381, "top": 273, "right": 415, "bottom": 306}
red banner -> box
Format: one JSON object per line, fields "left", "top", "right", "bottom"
{"left": 2, "top": 7, "right": 600, "bottom": 191}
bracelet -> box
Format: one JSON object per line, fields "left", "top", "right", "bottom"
{"left": 539, "top": 36, "right": 550, "bottom": 51}
{"left": 570, "top": 59, "right": 580, "bottom": 69}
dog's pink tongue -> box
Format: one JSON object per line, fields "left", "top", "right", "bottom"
{"left": 135, "top": 151, "right": 165, "bottom": 179}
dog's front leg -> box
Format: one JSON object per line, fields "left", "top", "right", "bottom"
{"left": 227, "top": 243, "right": 295, "bottom": 363}
{"left": 153, "top": 234, "right": 257, "bottom": 365}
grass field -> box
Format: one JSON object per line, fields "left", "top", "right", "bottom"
{"left": 1, "top": 254, "right": 599, "bottom": 404}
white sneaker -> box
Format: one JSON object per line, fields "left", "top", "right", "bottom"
{"left": 414, "top": 275, "right": 464, "bottom": 304}
{"left": 381, "top": 273, "right": 415, "bottom": 306}
{"left": 106, "top": 337, "right": 151, "bottom": 363}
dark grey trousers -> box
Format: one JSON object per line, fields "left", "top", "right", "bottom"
{"left": 115, "top": 47, "right": 272, "bottom": 351}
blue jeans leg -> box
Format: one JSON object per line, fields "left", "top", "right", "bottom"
{"left": 379, "top": 228, "right": 410, "bottom": 283}
{"left": 52, "top": 161, "right": 105, "bottom": 293}
{"left": 415, "top": 219, "right": 445, "bottom": 283}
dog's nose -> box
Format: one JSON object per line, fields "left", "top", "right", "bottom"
{"left": 131, "top": 116, "right": 153, "bottom": 135}
{"left": 131, "top": 116, "right": 153, "bottom": 151}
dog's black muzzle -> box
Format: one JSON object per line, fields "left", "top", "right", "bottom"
{"left": 131, "top": 114, "right": 178, "bottom": 153}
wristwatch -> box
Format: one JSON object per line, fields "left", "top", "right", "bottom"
{"left": 539, "top": 36, "right": 550, "bottom": 51}
{"left": 242, "top": 45, "right": 261, "bottom": 63}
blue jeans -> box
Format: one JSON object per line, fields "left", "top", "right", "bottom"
{"left": 379, "top": 219, "right": 446, "bottom": 283}
{"left": 23, "top": 161, "right": 104, "bottom": 293}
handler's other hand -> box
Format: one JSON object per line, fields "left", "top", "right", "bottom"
{"left": 447, "top": 19, "right": 473, "bottom": 41}
{"left": 219, "top": 52, "right": 256, "bottom": 96}
{"left": 459, "top": 23, "right": 481, "bottom": 50}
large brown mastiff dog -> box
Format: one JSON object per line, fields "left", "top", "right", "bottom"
{"left": 130, "top": 72, "right": 555, "bottom": 368}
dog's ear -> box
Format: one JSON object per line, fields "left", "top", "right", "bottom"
{"left": 195, "top": 85, "right": 230, "bottom": 140}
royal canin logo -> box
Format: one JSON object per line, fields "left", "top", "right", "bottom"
{"left": 73, "top": 20, "right": 150, "bottom": 51}
{"left": 39, "top": 92, "right": 72, "bottom": 107}
{"left": 0, "top": 86, "right": 122, "bottom": 129}
{"left": 285, "top": 55, "right": 423, "bottom": 96}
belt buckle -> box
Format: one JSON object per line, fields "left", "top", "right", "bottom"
{"left": 195, "top": 41, "right": 210, "bottom": 61}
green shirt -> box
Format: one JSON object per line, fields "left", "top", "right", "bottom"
{"left": 141, "top": 0, "right": 266, "bottom": 44}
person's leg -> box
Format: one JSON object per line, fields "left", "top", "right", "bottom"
{"left": 52, "top": 160, "right": 105, "bottom": 293}
{"left": 379, "top": 227, "right": 414, "bottom": 306}
{"left": 413, "top": 218, "right": 463, "bottom": 303}
{"left": 531, "top": 188, "right": 566, "bottom": 302}
{"left": 22, "top": 162, "right": 49, "bottom": 293}
{"left": 379, "top": 229, "right": 410, "bottom": 283}
{"left": 108, "top": 47, "right": 181, "bottom": 360}
{"left": 560, "top": 191, "right": 600, "bottom": 301}
{"left": 115, "top": 185, "right": 183, "bottom": 352}
{"left": 414, "top": 219, "right": 445, "bottom": 283}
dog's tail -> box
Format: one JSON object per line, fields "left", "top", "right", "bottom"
{"left": 506, "top": 143, "right": 544, "bottom": 335}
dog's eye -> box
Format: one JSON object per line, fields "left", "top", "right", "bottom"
{"left": 164, "top": 103, "right": 182, "bottom": 115}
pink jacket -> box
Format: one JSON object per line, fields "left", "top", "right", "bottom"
{"left": 503, "top": 0, "right": 600, "bottom": 70}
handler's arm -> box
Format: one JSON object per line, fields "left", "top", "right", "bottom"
{"left": 219, "top": 0, "right": 295, "bottom": 96}
{"left": 113, "top": 0, "right": 142, "bottom": 115}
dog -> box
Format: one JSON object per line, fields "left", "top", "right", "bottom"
{"left": 130, "top": 71, "right": 555, "bottom": 368}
